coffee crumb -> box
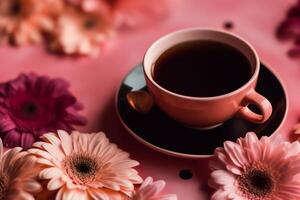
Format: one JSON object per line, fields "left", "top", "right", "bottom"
{"left": 223, "top": 21, "right": 234, "bottom": 30}
{"left": 179, "top": 169, "right": 193, "bottom": 180}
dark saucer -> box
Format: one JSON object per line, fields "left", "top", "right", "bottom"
{"left": 116, "top": 63, "right": 288, "bottom": 159}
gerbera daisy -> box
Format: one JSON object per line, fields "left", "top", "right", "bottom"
{"left": 133, "top": 177, "right": 177, "bottom": 200}
{"left": 65, "top": 0, "right": 172, "bottom": 28}
{"left": 209, "top": 132, "right": 300, "bottom": 200}
{"left": 0, "top": 73, "right": 86, "bottom": 149}
{"left": 0, "top": 0, "right": 63, "bottom": 45}
{"left": 0, "top": 139, "right": 41, "bottom": 199}
{"left": 49, "top": 6, "right": 113, "bottom": 56}
{"left": 294, "top": 123, "right": 300, "bottom": 134}
{"left": 276, "top": 0, "right": 300, "bottom": 58}
{"left": 29, "top": 130, "right": 143, "bottom": 199}
{"left": 35, "top": 181, "right": 127, "bottom": 200}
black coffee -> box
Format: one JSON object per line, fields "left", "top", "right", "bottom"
{"left": 153, "top": 40, "right": 252, "bottom": 97}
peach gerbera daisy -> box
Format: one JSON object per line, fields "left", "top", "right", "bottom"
{"left": 0, "top": 139, "right": 41, "bottom": 200}
{"left": 0, "top": 0, "right": 63, "bottom": 45}
{"left": 133, "top": 177, "right": 177, "bottom": 200}
{"left": 209, "top": 132, "right": 300, "bottom": 200}
{"left": 29, "top": 130, "right": 142, "bottom": 199}
{"left": 49, "top": 6, "right": 113, "bottom": 56}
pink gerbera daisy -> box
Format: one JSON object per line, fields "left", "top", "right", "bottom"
{"left": 0, "top": 139, "right": 41, "bottom": 200}
{"left": 133, "top": 177, "right": 177, "bottom": 200}
{"left": 0, "top": 73, "right": 87, "bottom": 149}
{"left": 29, "top": 130, "right": 143, "bottom": 199}
{"left": 209, "top": 132, "right": 300, "bottom": 200}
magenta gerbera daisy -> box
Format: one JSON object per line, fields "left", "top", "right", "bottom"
{"left": 0, "top": 73, "right": 87, "bottom": 149}
{"left": 209, "top": 132, "right": 300, "bottom": 200}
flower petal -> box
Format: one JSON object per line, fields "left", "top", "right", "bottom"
{"left": 40, "top": 167, "right": 63, "bottom": 180}
{"left": 23, "top": 179, "right": 42, "bottom": 192}
{"left": 48, "top": 178, "right": 65, "bottom": 191}
{"left": 21, "top": 133, "right": 35, "bottom": 149}
{"left": 58, "top": 130, "right": 72, "bottom": 155}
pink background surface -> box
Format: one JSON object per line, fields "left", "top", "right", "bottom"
{"left": 0, "top": 0, "right": 299, "bottom": 199}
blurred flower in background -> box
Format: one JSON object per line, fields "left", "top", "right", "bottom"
{"left": 277, "top": 0, "right": 300, "bottom": 57}
{"left": 0, "top": 0, "right": 62, "bottom": 45}
{"left": 66, "top": 0, "right": 173, "bottom": 28}
{"left": 0, "top": 0, "right": 173, "bottom": 56}
{"left": 0, "top": 73, "right": 87, "bottom": 149}
{"left": 48, "top": 6, "right": 113, "bottom": 56}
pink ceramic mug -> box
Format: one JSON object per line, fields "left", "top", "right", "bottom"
{"left": 143, "top": 28, "right": 273, "bottom": 128}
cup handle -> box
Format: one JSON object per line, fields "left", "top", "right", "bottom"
{"left": 236, "top": 90, "right": 272, "bottom": 123}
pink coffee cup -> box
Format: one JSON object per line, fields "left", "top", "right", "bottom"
{"left": 143, "top": 28, "right": 272, "bottom": 128}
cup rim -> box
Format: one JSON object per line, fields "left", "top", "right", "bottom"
{"left": 143, "top": 28, "right": 260, "bottom": 100}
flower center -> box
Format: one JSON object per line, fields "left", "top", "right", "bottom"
{"left": 238, "top": 168, "right": 275, "bottom": 198}
{"left": 22, "top": 102, "right": 38, "bottom": 115}
{"left": 84, "top": 19, "right": 96, "bottom": 29}
{"left": 0, "top": 174, "right": 8, "bottom": 200}
{"left": 249, "top": 170, "right": 273, "bottom": 191}
{"left": 105, "top": 0, "right": 117, "bottom": 6}
{"left": 75, "top": 160, "right": 94, "bottom": 174}
{"left": 18, "top": 101, "right": 39, "bottom": 120}
{"left": 10, "top": 0, "right": 22, "bottom": 16}
{"left": 64, "top": 154, "right": 98, "bottom": 184}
